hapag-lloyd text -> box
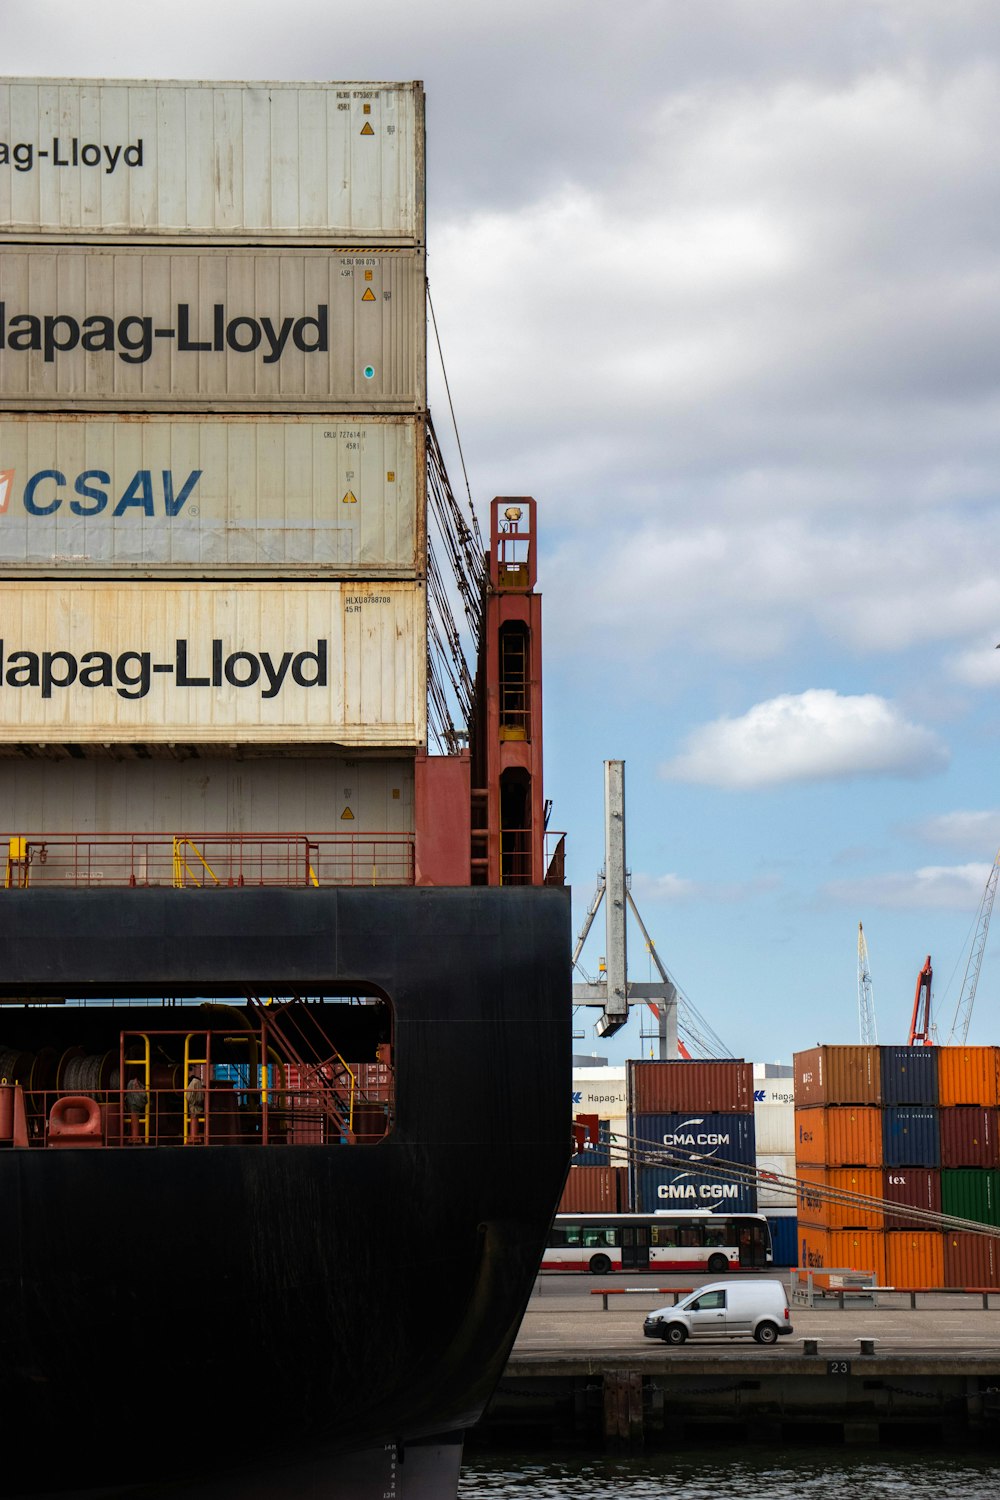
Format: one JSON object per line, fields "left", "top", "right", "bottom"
{"left": 0, "top": 303, "right": 329, "bottom": 364}
{"left": 0, "top": 639, "right": 328, "bottom": 700}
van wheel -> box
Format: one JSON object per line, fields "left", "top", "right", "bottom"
{"left": 754, "top": 1321, "right": 778, "bottom": 1345}
{"left": 665, "top": 1324, "right": 687, "bottom": 1346}
{"left": 707, "top": 1254, "right": 729, "bottom": 1274}
{"left": 589, "top": 1254, "right": 611, "bottom": 1276}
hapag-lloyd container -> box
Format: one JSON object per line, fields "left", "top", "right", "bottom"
{"left": 939, "top": 1106, "right": 998, "bottom": 1169}
{"left": 629, "top": 1112, "right": 755, "bottom": 1164}
{"left": 0, "top": 245, "right": 425, "bottom": 411}
{"left": 0, "top": 414, "right": 423, "bottom": 575}
{"left": 944, "top": 1232, "right": 1000, "bottom": 1288}
{"left": 0, "top": 80, "right": 424, "bottom": 242}
{"left": 793, "top": 1046, "right": 880, "bottom": 1107}
{"left": 755, "top": 1154, "right": 796, "bottom": 1208}
{"left": 882, "top": 1106, "right": 940, "bottom": 1168}
{"left": 938, "top": 1046, "right": 1000, "bottom": 1107}
{"left": 882, "top": 1167, "right": 942, "bottom": 1229}
{"left": 798, "top": 1224, "right": 886, "bottom": 1282}
{"left": 794, "top": 1106, "right": 881, "bottom": 1166}
{"left": 0, "top": 580, "right": 425, "bottom": 747}
{"left": 884, "top": 1231, "right": 945, "bottom": 1289}
{"left": 753, "top": 1101, "right": 794, "bottom": 1153}
{"left": 796, "top": 1166, "right": 884, "bottom": 1230}
{"left": 627, "top": 1060, "right": 753, "bottom": 1116}
{"left": 880, "top": 1045, "right": 939, "bottom": 1105}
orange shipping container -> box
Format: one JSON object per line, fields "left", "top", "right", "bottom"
{"left": 796, "top": 1167, "right": 884, "bottom": 1230}
{"left": 798, "top": 1224, "right": 886, "bottom": 1282}
{"left": 794, "top": 1106, "right": 881, "bottom": 1167}
{"left": 937, "top": 1047, "right": 999, "bottom": 1108}
{"left": 884, "top": 1230, "right": 945, "bottom": 1289}
{"left": 793, "top": 1046, "right": 880, "bottom": 1107}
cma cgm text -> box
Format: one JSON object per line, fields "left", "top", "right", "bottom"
{"left": 0, "top": 640, "right": 328, "bottom": 700}
{"left": 0, "top": 304, "right": 329, "bottom": 364}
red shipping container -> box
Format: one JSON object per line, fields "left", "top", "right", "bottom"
{"left": 882, "top": 1167, "right": 941, "bottom": 1229}
{"left": 943, "top": 1232, "right": 1000, "bottom": 1288}
{"left": 939, "top": 1107, "right": 998, "bottom": 1168}
{"left": 627, "top": 1060, "right": 752, "bottom": 1115}
{"left": 558, "top": 1166, "right": 626, "bottom": 1214}
{"left": 793, "top": 1046, "right": 880, "bottom": 1107}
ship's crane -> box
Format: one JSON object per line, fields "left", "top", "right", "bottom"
{"left": 857, "top": 922, "right": 878, "bottom": 1044}
{"left": 946, "top": 847, "right": 1000, "bottom": 1045}
{"left": 908, "top": 955, "right": 934, "bottom": 1046}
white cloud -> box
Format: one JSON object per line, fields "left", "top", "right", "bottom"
{"left": 906, "top": 810, "right": 1000, "bottom": 853}
{"left": 823, "top": 862, "right": 993, "bottom": 911}
{"left": 632, "top": 871, "right": 782, "bottom": 903}
{"left": 659, "top": 690, "right": 948, "bottom": 788}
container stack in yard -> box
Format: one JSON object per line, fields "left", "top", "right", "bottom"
{"left": 794, "top": 1044, "right": 1000, "bottom": 1287}
{"left": 627, "top": 1060, "right": 758, "bottom": 1214}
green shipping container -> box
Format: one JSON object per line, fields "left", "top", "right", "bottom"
{"left": 941, "top": 1169, "right": 1000, "bottom": 1227}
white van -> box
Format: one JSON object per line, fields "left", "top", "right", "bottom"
{"left": 643, "top": 1279, "right": 793, "bottom": 1346}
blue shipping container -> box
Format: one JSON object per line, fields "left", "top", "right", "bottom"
{"left": 571, "top": 1118, "right": 611, "bottom": 1167}
{"left": 629, "top": 1111, "right": 756, "bottom": 1164}
{"left": 882, "top": 1105, "right": 941, "bottom": 1167}
{"left": 767, "top": 1215, "right": 798, "bottom": 1266}
{"left": 880, "top": 1046, "right": 939, "bottom": 1105}
{"left": 635, "top": 1165, "right": 757, "bottom": 1214}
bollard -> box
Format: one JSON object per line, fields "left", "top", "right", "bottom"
{"left": 802, "top": 1338, "right": 820, "bottom": 1356}
{"left": 857, "top": 1338, "right": 877, "bottom": 1357}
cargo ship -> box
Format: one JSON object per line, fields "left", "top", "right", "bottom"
{"left": 0, "top": 80, "right": 571, "bottom": 1498}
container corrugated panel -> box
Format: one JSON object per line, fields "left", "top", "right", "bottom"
{"left": 0, "top": 414, "right": 423, "bottom": 576}
{"left": 882, "top": 1168, "right": 941, "bottom": 1230}
{"left": 794, "top": 1106, "right": 881, "bottom": 1167}
{"left": 884, "top": 1231, "right": 945, "bottom": 1289}
{"left": 766, "top": 1214, "right": 798, "bottom": 1266}
{"left": 558, "top": 1166, "right": 626, "bottom": 1215}
{"left": 796, "top": 1166, "right": 884, "bottom": 1230}
{"left": 0, "top": 80, "right": 424, "bottom": 241}
{"left": 0, "top": 246, "right": 425, "bottom": 412}
{"left": 756, "top": 1154, "right": 797, "bottom": 1208}
{"left": 798, "top": 1225, "right": 886, "bottom": 1282}
{"left": 627, "top": 1060, "right": 753, "bottom": 1115}
{"left": 937, "top": 1046, "right": 1000, "bottom": 1107}
{"left": 939, "top": 1107, "right": 998, "bottom": 1169}
{"left": 880, "top": 1045, "right": 939, "bottom": 1105}
{"left": 940, "top": 1169, "right": 1000, "bottom": 1227}
{"left": 629, "top": 1112, "right": 755, "bottom": 1164}
{"left": 882, "top": 1106, "right": 940, "bottom": 1168}
{"left": 753, "top": 1101, "right": 795, "bottom": 1154}
{"left": 0, "top": 580, "right": 425, "bottom": 747}
{"left": 943, "top": 1232, "right": 1000, "bottom": 1288}
{"left": 634, "top": 1165, "right": 756, "bottom": 1215}
{"left": 793, "top": 1045, "right": 880, "bottom": 1107}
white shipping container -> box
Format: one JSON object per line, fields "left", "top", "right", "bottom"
{"left": 754, "top": 1101, "right": 795, "bottom": 1154}
{"left": 0, "top": 245, "right": 424, "bottom": 410}
{"left": 0, "top": 80, "right": 423, "bottom": 241}
{"left": 0, "top": 580, "right": 425, "bottom": 747}
{"left": 0, "top": 414, "right": 422, "bottom": 575}
{"left": 756, "top": 1154, "right": 797, "bottom": 1209}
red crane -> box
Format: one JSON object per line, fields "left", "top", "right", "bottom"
{"left": 908, "top": 955, "right": 934, "bottom": 1046}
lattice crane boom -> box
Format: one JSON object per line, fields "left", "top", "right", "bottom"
{"left": 857, "top": 922, "right": 878, "bottom": 1045}
{"left": 947, "top": 848, "right": 1000, "bottom": 1045}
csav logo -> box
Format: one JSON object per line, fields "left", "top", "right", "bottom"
{"left": 0, "top": 469, "right": 12, "bottom": 514}
{"left": 0, "top": 468, "right": 201, "bottom": 518}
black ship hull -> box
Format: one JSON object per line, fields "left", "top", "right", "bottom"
{"left": 0, "top": 885, "right": 571, "bottom": 1497}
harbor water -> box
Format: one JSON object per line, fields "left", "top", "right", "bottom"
{"left": 458, "top": 1447, "right": 1000, "bottom": 1498}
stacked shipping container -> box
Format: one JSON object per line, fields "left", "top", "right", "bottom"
{"left": 626, "top": 1060, "right": 758, "bottom": 1214}
{"left": 793, "top": 1044, "right": 1000, "bottom": 1287}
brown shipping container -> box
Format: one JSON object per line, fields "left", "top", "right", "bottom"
{"left": 627, "top": 1060, "right": 752, "bottom": 1116}
{"left": 793, "top": 1046, "right": 880, "bottom": 1107}
{"left": 937, "top": 1047, "right": 999, "bottom": 1107}
{"left": 943, "top": 1232, "right": 1000, "bottom": 1289}
{"left": 558, "top": 1166, "right": 626, "bottom": 1215}
{"left": 796, "top": 1166, "right": 884, "bottom": 1230}
{"left": 939, "top": 1107, "right": 998, "bottom": 1169}
{"left": 794, "top": 1106, "right": 881, "bottom": 1167}
{"left": 882, "top": 1167, "right": 942, "bottom": 1230}
{"left": 798, "top": 1225, "right": 887, "bottom": 1282}
{"left": 884, "top": 1231, "right": 944, "bottom": 1290}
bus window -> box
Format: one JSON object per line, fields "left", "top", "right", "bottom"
{"left": 678, "top": 1226, "right": 703, "bottom": 1248}
{"left": 582, "top": 1228, "right": 616, "bottom": 1248}
{"left": 650, "top": 1225, "right": 676, "bottom": 1247}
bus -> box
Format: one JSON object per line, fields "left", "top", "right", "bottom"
{"left": 541, "top": 1211, "right": 773, "bottom": 1275}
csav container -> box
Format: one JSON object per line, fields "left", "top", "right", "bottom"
{"left": 881, "top": 1106, "right": 940, "bottom": 1168}
{"left": 793, "top": 1046, "right": 880, "bottom": 1107}
{"left": 796, "top": 1166, "right": 884, "bottom": 1230}
{"left": 884, "top": 1231, "right": 945, "bottom": 1290}
{"left": 794, "top": 1106, "right": 881, "bottom": 1167}
{"left": 880, "top": 1046, "right": 939, "bottom": 1105}
{"left": 939, "top": 1107, "right": 998, "bottom": 1169}
{"left": 627, "top": 1060, "right": 752, "bottom": 1116}
{"left": 937, "top": 1047, "right": 1000, "bottom": 1108}
{"left": 882, "top": 1167, "right": 942, "bottom": 1230}
{"left": 0, "top": 80, "right": 424, "bottom": 242}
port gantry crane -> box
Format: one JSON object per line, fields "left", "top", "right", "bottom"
{"left": 908, "top": 954, "right": 934, "bottom": 1046}
{"left": 945, "top": 847, "right": 1000, "bottom": 1046}
{"left": 857, "top": 922, "right": 878, "bottom": 1044}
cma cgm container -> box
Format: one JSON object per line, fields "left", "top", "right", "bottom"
{"left": 0, "top": 580, "right": 425, "bottom": 748}
{"left": 880, "top": 1045, "right": 939, "bottom": 1105}
{"left": 0, "top": 414, "right": 423, "bottom": 576}
{"left": 798, "top": 1225, "right": 887, "bottom": 1283}
{"left": 0, "top": 245, "right": 425, "bottom": 411}
{"left": 793, "top": 1045, "right": 880, "bottom": 1106}
{"left": 0, "top": 80, "right": 424, "bottom": 242}
{"left": 796, "top": 1166, "right": 884, "bottom": 1230}
{"left": 794, "top": 1106, "right": 881, "bottom": 1167}
{"left": 882, "top": 1106, "right": 940, "bottom": 1168}
{"left": 939, "top": 1107, "right": 997, "bottom": 1169}
{"left": 938, "top": 1047, "right": 1000, "bottom": 1107}
{"left": 627, "top": 1059, "right": 752, "bottom": 1116}
{"left": 634, "top": 1166, "right": 756, "bottom": 1215}
{"left": 882, "top": 1167, "right": 941, "bottom": 1230}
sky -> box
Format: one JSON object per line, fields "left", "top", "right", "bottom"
{"left": 6, "top": 1, "right": 1000, "bottom": 1066}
